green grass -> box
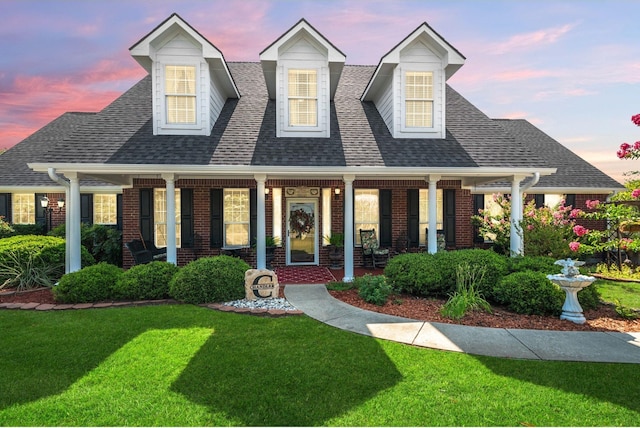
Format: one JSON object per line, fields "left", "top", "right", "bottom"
{"left": 596, "top": 278, "right": 640, "bottom": 309}
{"left": 1, "top": 306, "right": 639, "bottom": 426}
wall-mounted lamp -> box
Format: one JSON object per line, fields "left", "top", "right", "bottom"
{"left": 57, "top": 198, "right": 65, "bottom": 210}
{"left": 264, "top": 188, "right": 270, "bottom": 197}
{"left": 334, "top": 188, "right": 341, "bottom": 199}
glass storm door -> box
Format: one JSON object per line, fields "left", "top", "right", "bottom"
{"left": 287, "top": 199, "right": 318, "bottom": 265}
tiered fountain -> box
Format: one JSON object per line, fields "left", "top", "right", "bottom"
{"left": 547, "top": 259, "right": 596, "bottom": 324}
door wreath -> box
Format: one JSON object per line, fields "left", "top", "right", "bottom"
{"left": 290, "top": 208, "right": 314, "bottom": 238}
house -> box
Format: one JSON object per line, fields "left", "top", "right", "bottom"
{"left": 1, "top": 14, "right": 622, "bottom": 281}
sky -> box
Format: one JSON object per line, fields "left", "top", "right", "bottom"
{"left": 1, "top": 0, "right": 639, "bottom": 184}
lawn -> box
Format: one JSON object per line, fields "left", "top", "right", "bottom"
{"left": 0, "top": 305, "right": 638, "bottom": 426}
{"left": 597, "top": 278, "right": 640, "bottom": 309}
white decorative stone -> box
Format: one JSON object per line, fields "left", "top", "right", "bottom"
{"left": 244, "top": 269, "right": 280, "bottom": 301}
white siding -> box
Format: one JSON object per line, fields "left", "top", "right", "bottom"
{"left": 209, "top": 72, "right": 226, "bottom": 128}
{"left": 276, "top": 36, "right": 330, "bottom": 138}
{"left": 372, "top": 74, "right": 394, "bottom": 136}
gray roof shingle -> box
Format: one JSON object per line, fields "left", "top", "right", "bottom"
{"left": 5, "top": 62, "right": 620, "bottom": 191}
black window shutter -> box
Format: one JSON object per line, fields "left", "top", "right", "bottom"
{"left": 250, "top": 188, "right": 257, "bottom": 247}
{"left": 443, "top": 189, "right": 456, "bottom": 248}
{"left": 565, "top": 194, "right": 576, "bottom": 208}
{"left": 533, "top": 194, "right": 544, "bottom": 208}
{"left": 407, "top": 189, "right": 419, "bottom": 248}
{"left": 379, "top": 189, "right": 392, "bottom": 247}
{"left": 80, "top": 194, "right": 93, "bottom": 225}
{"left": 210, "top": 189, "right": 223, "bottom": 248}
{"left": 35, "top": 193, "right": 46, "bottom": 226}
{"left": 0, "top": 193, "right": 11, "bottom": 221}
{"left": 473, "top": 194, "right": 485, "bottom": 244}
{"left": 181, "top": 189, "right": 194, "bottom": 248}
{"left": 139, "top": 189, "right": 154, "bottom": 242}
{"left": 116, "top": 194, "right": 123, "bottom": 231}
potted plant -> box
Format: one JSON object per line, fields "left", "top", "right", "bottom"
{"left": 325, "top": 232, "right": 344, "bottom": 269}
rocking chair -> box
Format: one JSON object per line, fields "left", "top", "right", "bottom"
{"left": 360, "top": 229, "right": 389, "bottom": 269}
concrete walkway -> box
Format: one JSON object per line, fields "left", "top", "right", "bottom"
{"left": 284, "top": 284, "right": 640, "bottom": 363}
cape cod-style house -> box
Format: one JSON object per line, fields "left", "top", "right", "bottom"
{"left": 0, "top": 14, "right": 622, "bottom": 281}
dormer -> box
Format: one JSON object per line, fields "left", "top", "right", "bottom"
{"left": 129, "top": 13, "right": 239, "bottom": 136}
{"left": 361, "top": 22, "right": 465, "bottom": 139}
{"left": 260, "top": 19, "right": 346, "bottom": 138}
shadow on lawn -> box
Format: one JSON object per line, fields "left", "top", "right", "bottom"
{"left": 171, "top": 313, "right": 403, "bottom": 426}
{"left": 476, "top": 354, "right": 640, "bottom": 414}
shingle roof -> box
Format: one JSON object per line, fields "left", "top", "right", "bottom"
{"left": 40, "top": 62, "right": 553, "bottom": 171}
{"left": 493, "top": 119, "right": 623, "bottom": 190}
{"left": 0, "top": 112, "right": 116, "bottom": 188}
{"left": 7, "top": 60, "right": 618, "bottom": 192}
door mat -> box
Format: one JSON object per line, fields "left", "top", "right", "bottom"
{"left": 274, "top": 266, "right": 337, "bottom": 284}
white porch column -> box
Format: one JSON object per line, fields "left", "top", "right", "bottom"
{"left": 64, "top": 187, "right": 71, "bottom": 274}
{"left": 427, "top": 175, "right": 440, "bottom": 254}
{"left": 255, "top": 174, "right": 267, "bottom": 269}
{"left": 343, "top": 174, "right": 355, "bottom": 282}
{"left": 162, "top": 173, "right": 177, "bottom": 265}
{"left": 67, "top": 173, "right": 82, "bottom": 272}
{"left": 510, "top": 175, "right": 525, "bottom": 257}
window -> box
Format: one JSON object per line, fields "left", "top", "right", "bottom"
{"left": 482, "top": 194, "right": 505, "bottom": 242}
{"left": 405, "top": 71, "right": 433, "bottom": 128}
{"left": 165, "top": 65, "right": 196, "bottom": 124}
{"left": 12, "top": 193, "right": 34, "bottom": 224}
{"left": 288, "top": 69, "right": 317, "bottom": 127}
{"left": 154, "top": 189, "right": 181, "bottom": 248}
{"left": 94, "top": 194, "right": 117, "bottom": 225}
{"left": 223, "top": 189, "right": 250, "bottom": 247}
{"left": 544, "top": 194, "right": 564, "bottom": 209}
{"left": 355, "top": 189, "right": 379, "bottom": 245}
{"left": 418, "top": 189, "right": 444, "bottom": 246}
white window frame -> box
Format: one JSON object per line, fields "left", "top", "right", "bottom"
{"left": 154, "top": 188, "right": 181, "bottom": 248}
{"left": 12, "top": 193, "right": 35, "bottom": 224}
{"left": 418, "top": 189, "right": 444, "bottom": 246}
{"left": 161, "top": 64, "right": 199, "bottom": 130}
{"left": 355, "top": 189, "right": 379, "bottom": 246}
{"left": 223, "top": 188, "right": 250, "bottom": 248}
{"left": 93, "top": 194, "right": 118, "bottom": 225}
{"left": 285, "top": 68, "right": 319, "bottom": 131}
{"left": 403, "top": 70, "right": 434, "bottom": 129}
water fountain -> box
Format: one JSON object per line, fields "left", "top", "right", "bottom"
{"left": 547, "top": 258, "right": 596, "bottom": 324}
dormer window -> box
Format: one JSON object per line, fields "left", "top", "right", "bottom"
{"left": 405, "top": 71, "right": 433, "bottom": 128}
{"left": 288, "top": 69, "right": 318, "bottom": 127}
{"left": 165, "top": 65, "right": 197, "bottom": 124}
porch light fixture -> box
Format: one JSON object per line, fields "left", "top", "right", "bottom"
{"left": 57, "top": 198, "right": 65, "bottom": 210}
{"left": 264, "top": 188, "right": 270, "bottom": 196}
{"left": 334, "top": 188, "right": 341, "bottom": 199}
{"left": 40, "top": 196, "right": 49, "bottom": 209}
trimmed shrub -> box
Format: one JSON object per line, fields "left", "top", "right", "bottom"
{"left": 577, "top": 283, "right": 601, "bottom": 311}
{"left": 493, "top": 271, "right": 564, "bottom": 315}
{"left": 50, "top": 223, "right": 122, "bottom": 266}
{"left": 169, "top": 255, "right": 250, "bottom": 304}
{"left": 431, "top": 249, "right": 509, "bottom": 300}
{"left": 508, "top": 255, "right": 561, "bottom": 274}
{"left": 356, "top": 274, "right": 391, "bottom": 306}
{"left": 113, "top": 261, "right": 179, "bottom": 300}
{"left": 384, "top": 253, "right": 444, "bottom": 296}
{"left": 0, "top": 235, "right": 94, "bottom": 283}
{"left": 53, "top": 262, "right": 123, "bottom": 303}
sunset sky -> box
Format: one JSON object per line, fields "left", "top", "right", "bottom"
{"left": 1, "top": 0, "right": 638, "bottom": 183}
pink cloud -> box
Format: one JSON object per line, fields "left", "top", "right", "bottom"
{"left": 490, "top": 23, "right": 577, "bottom": 54}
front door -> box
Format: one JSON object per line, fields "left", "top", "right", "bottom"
{"left": 287, "top": 199, "right": 318, "bottom": 265}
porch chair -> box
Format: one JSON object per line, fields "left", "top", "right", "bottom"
{"left": 360, "top": 229, "right": 390, "bottom": 269}
{"left": 125, "top": 239, "right": 167, "bottom": 265}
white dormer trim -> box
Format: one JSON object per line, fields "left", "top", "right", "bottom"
{"left": 361, "top": 22, "right": 464, "bottom": 140}
{"left": 260, "top": 19, "right": 345, "bottom": 139}
{"left": 260, "top": 19, "right": 346, "bottom": 101}
{"left": 129, "top": 13, "right": 239, "bottom": 136}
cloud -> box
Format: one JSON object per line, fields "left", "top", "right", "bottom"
{"left": 490, "top": 23, "right": 577, "bottom": 55}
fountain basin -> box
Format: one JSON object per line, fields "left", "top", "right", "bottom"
{"left": 547, "top": 273, "right": 596, "bottom": 324}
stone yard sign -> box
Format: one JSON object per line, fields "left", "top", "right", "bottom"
{"left": 244, "top": 269, "right": 280, "bottom": 300}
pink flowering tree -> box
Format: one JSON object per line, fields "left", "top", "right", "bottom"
{"left": 472, "top": 194, "right": 581, "bottom": 258}
{"left": 572, "top": 184, "right": 640, "bottom": 269}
